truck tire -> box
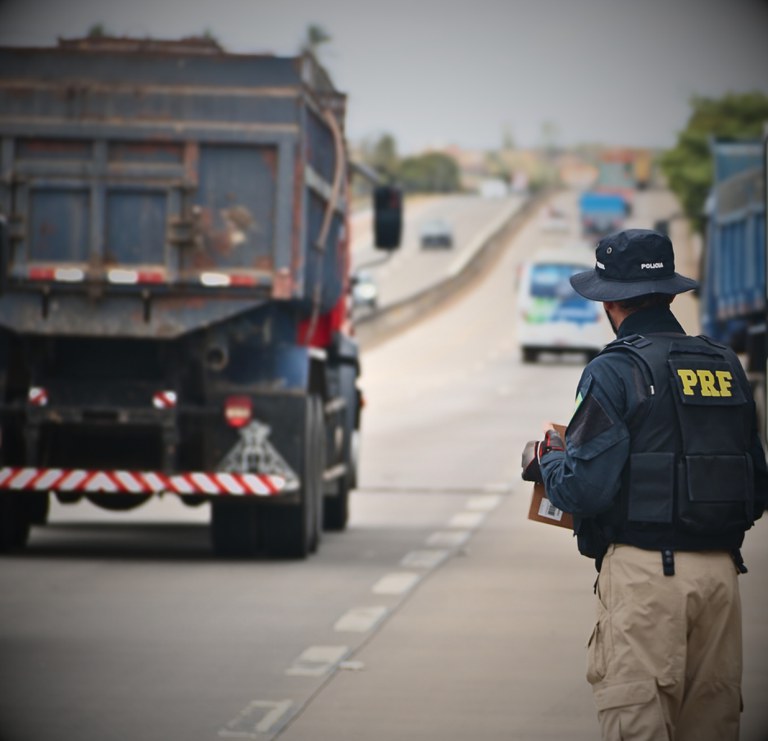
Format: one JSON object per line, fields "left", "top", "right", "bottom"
{"left": 324, "top": 474, "right": 349, "bottom": 532}
{"left": 324, "top": 366, "right": 357, "bottom": 531}
{"left": 0, "top": 493, "right": 31, "bottom": 553}
{"left": 262, "top": 395, "right": 324, "bottom": 559}
{"left": 210, "top": 498, "right": 263, "bottom": 557}
{"left": 323, "top": 422, "right": 351, "bottom": 532}
{"left": 522, "top": 347, "right": 539, "bottom": 364}
{"left": 27, "top": 492, "right": 50, "bottom": 525}
{"left": 309, "top": 396, "right": 325, "bottom": 552}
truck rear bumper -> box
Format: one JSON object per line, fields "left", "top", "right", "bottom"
{"left": 0, "top": 467, "right": 295, "bottom": 496}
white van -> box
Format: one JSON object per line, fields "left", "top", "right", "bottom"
{"left": 516, "top": 247, "right": 613, "bottom": 363}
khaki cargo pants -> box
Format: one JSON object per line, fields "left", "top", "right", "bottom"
{"left": 588, "top": 544, "right": 742, "bottom": 741}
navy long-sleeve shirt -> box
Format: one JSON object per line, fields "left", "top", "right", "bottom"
{"left": 539, "top": 305, "right": 768, "bottom": 521}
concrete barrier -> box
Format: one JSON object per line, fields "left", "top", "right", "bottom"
{"left": 354, "top": 189, "right": 552, "bottom": 350}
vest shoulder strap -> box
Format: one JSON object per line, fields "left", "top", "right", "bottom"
{"left": 598, "top": 333, "right": 664, "bottom": 390}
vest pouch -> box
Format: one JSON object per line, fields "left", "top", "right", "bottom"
{"left": 677, "top": 454, "right": 754, "bottom": 533}
{"left": 627, "top": 452, "right": 675, "bottom": 524}
{"left": 574, "top": 514, "right": 608, "bottom": 559}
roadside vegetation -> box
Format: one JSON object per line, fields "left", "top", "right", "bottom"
{"left": 356, "top": 133, "right": 462, "bottom": 193}
{"left": 661, "top": 92, "right": 768, "bottom": 234}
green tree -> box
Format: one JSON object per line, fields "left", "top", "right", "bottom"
{"left": 398, "top": 152, "right": 461, "bottom": 193}
{"left": 86, "top": 23, "right": 110, "bottom": 38}
{"left": 661, "top": 92, "right": 768, "bottom": 234}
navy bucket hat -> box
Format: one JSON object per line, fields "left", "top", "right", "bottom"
{"left": 569, "top": 228, "right": 698, "bottom": 302}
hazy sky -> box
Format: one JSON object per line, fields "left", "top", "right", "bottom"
{"left": 1, "top": 0, "right": 766, "bottom": 153}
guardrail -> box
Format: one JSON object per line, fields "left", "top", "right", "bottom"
{"left": 353, "top": 189, "right": 552, "bottom": 350}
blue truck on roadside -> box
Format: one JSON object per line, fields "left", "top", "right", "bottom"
{"left": 578, "top": 191, "right": 628, "bottom": 239}
{"left": 700, "top": 135, "right": 767, "bottom": 445}
{"left": 0, "top": 36, "right": 402, "bottom": 556}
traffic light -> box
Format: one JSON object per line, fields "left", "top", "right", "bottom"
{"left": 373, "top": 186, "right": 402, "bottom": 250}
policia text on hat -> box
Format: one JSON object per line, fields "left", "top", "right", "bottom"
{"left": 521, "top": 229, "right": 767, "bottom": 741}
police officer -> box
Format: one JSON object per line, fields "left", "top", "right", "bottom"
{"left": 521, "top": 229, "right": 767, "bottom": 741}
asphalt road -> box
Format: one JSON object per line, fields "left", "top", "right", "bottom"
{"left": 351, "top": 192, "right": 525, "bottom": 311}
{"left": 1, "top": 188, "right": 766, "bottom": 741}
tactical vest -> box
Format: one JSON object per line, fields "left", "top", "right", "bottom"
{"left": 593, "top": 333, "right": 755, "bottom": 552}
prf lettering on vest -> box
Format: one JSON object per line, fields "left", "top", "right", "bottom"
{"left": 677, "top": 368, "right": 733, "bottom": 397}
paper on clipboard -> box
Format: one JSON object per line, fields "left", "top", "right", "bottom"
{"left": 526, "top": 424, "right": 574, "bottom": 530}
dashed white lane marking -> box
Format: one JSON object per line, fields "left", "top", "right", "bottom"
{"left": 400, "top": 549, "right": 450, "bottom": 569}
{"left": 426, "top": 530, "right": 471, "bottom": 548}
{"left": 334, "top": 606, "right": 389, "bottom": 633}
{"left": 466, "top": 494, "right": 502, "bottom": 511}
{"left": 339, "top": 660, "right": 365, "bottom": 671}
{"left": 371, "top": 572, "right": 421, "bottom": 595}
{"left": 221, "top": 489, "right": 504, "bottom": 738}
{"left": 219, "top": 699, "right": 293, "bottom": 738}
{"left": 285, "top": 645, "right": 350, "bottom": 677}
{"left": 449, "top": 511, "right": 487, "bottom": 529}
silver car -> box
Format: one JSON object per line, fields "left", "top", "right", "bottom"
{"left": 419, "top": 218, "right": 453, "bottom": 248}
{"left": 350, "top": 270, "right": 378, "bottom": 310}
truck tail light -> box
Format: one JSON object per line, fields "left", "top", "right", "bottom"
{"left": 224, "top": 395, "right": 252, "bottom": 428}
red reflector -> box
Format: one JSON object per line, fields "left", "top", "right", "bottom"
{"left": 224, "top": 395, "right": 252, "bottom": 428}
{"left": 229, "top": 274, "right": 257, "bottom": 287}
{"left": 137, "top": 271, "right": 166, "bottom": 284}
{"left": 28, "top": 267, "right": 55, "bottom": 281}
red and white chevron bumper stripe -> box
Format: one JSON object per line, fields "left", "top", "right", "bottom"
{"left": 0, "top": 467, "right": 291, "bottom": 496}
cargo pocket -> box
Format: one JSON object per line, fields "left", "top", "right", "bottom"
{"left": 586, "top": 599, "right": 609, "bottom": 685}
{"left": 593, "top": 679, "right": 670, "bottom": 741}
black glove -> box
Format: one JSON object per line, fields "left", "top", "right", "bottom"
{"left": 521, "top": 440, "right": 543, "bottom": 483}
{"left": 521, "top": 429, "right": 565, "bottom": 483}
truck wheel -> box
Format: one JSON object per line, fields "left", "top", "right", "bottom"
{"left": 26, "top": 492, "right": 50, "bottom": 525}
{"left": 0, "top": 492, "right": 31, "bottom": 553}
{"left": 210, "top": 498, "right": 263, "bottom": 557}
{"left": 263, "top": 395, "right": 324, "bottom": 558}
{"left": 324, "top": 474, "right": 349, "bottom": 532}
{"left": 522, "top": 347, "right": 538, "bottom": 364}
{"left": 324, "top": 366, "right": 357, "bottom": 531}
{"left": 324, "top": 420, "right": 351, "bottom": 531}
{"left": 309, "top": 396, "right": 325, "bottom": 552}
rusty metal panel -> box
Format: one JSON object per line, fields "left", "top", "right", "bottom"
{"left": 0, "top": 42, "right": 348, "bottom": 337}
{"left": 105, "top": 189, "right": 167, "bottom": 265}
{"left": 28, "top": 187, "right": 90, "bottom": 262}
{"left": 0, "top": 291, "right": 270, "bottom": 339}
{"left": 186, "top": 144, "right": 275, "bottom": 273}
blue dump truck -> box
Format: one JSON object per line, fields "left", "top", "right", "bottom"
{"left": 0, "top": 36, "right": 402, "bottom": 556}
{"left": 578, "top": 191, "right": 628, "bottom": 239}
{"left": 700, "top": 135, "right": 767, "bottom": 444}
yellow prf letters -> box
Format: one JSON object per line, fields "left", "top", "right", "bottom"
{"left": 677, "top": 368, "right": 733, "bottom": 397}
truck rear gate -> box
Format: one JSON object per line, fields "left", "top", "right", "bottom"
{"left": 0, "top": 37, "right": 401, "bottom": 557}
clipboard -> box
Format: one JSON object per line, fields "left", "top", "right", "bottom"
{"left": 526, "top": 424, "right": 574, "bottom": 530}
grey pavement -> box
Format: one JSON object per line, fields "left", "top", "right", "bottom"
{"left": 279, "top": 483, "right": 768, "bottom": 740}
